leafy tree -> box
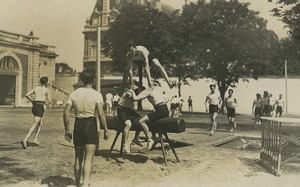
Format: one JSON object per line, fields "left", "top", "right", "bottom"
{"left": 181, "top": 0, "right": 280, "bottom": 102}
{"left": 103, "top": 4, "right": 175, "bottom": 73}
{"left": 268, "top": 0, "right": 300, "bottom": 75}
{"left": 269, "top": 0, "right": 300, "bottom": 42}
{"left": 103, "top": 4, "right": 202, "bottom": 97}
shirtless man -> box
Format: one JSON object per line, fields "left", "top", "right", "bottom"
{"left": 123, "top": 41, "right": 175, "bottom": 89}
{"left": 129, "top": 82, "right": 169, "bottom": 150}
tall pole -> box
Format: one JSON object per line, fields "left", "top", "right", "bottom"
{"left": 96, "top": 27, "right": 101, "bottom": 92}
{"left": 96, "top": 27, "right": 101, "bottom": 152}
{"left": 285, "top": 59, "right": 288, "bottom": 114}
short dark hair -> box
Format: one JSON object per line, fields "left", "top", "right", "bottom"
{"left": 80, "top": 69, "right": 95, "bottom": 85}
{"left": 209, "top": 84, "right": 216, "bottom": 88}
{"left": 127, "top": 41, "right": 136, "bottom": 48}
{"left": 134, "top": 86, "right": 145, "bottom": 95}
{"left": 228, "top": 89, "right": 233, "bottom": 92}
{"left": 40, "top": 76, "right": 48, "bottom": 85}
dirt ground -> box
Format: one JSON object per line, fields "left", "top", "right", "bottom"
{"left": 0, "top": 108, "right": 300, "bottom": 187}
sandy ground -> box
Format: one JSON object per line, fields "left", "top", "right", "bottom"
{"left": 0, "top": 108, "right": 300, "bottom": 187}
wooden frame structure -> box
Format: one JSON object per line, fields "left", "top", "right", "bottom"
{"left": 260, "top": 117, "right": 300, "bottom": 176}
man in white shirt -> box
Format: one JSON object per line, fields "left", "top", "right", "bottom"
{"left": 63, "top": 69, "right": 109, "bottom": 187}
{"left": 105, "top": 92, "right": 113, "bottom": 116}
{"left": 205, "top": 84, "right": 222, "bottom": 136}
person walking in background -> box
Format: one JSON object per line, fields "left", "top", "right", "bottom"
{"left": 63, "top": 69, "right": 109, "bottom": 187}
{"left": 188, "top": 96, "right": 193, "bottom": 113}
{"left": 21, "top": 76, "right": 51, "bottom": 149}
{"left": 275, "top": 94, "right": 284, "bottom": 117}
{"left": 112, "top": 93, "right": 120, "bottom": 116}
{"left": 105, "top": 92, "right": 113, "bottom": 116}
{"left": 224, "top": 89, "right": 238, "bottom": 132}
{"left": 123, "top": 41, "right": 175, "bottom": 88}
{"left": 252, "top": 93, "right": 263, "bottom": 127}
{"left": 269, "top": 93, "right": 276, "bottom": 117}
{"left": 170, "top": 95, "right": 180, "bottom": 118}
{"left": 261, "top": 91, "right": 271, "bottom": 117}
{"left": 178, "top": 96, "right": 184, "bottom": 116}
{"left": 205, "top": 84, "right": 222, "bottom": 136}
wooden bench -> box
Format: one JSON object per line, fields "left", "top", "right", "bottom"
{"left": 101, "top": 115, "right": 185, "bottom": 165}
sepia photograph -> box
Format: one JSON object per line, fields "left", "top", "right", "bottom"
{"left": 0, "top": 0, "right": 300, "bottom": 186}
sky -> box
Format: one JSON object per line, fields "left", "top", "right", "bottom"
{"left": 0, "top": 0, "right": 288, "bottom": 71}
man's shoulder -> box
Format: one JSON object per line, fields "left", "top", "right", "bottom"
{"left": 136, "top": 46, "right": 149, "bottom": 53}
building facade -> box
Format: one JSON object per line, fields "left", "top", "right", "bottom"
{"left": 0, "top": 29, "right": 58, "bottom": 106}
{"left": 82, "top": 0, "right": 174, "bottom": 75}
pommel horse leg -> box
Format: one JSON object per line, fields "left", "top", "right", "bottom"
{"left": 164, "top": 133, "right": 180, "bottom": 163}
{"left": 107, "top": 131, "right": 122, "bottom": 160}
{"left": 159, "top": 133, "right": 168, "bottom": 165}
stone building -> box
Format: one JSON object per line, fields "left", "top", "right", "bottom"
{"left": 0, "top": 29, "right": 58, "bottom": 106}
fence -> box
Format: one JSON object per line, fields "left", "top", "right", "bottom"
{"left": 260, "top": 117, "right": 300, "bottom": 176}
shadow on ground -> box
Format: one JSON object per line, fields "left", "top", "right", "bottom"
{"left": 41, "top": 175, "right": 75, "bottom": 187}
{"left": 0, "top": 157, "right": 37, "bottom": 186}
{"left": 95, "top": 149, "right": 149, "bottom": 164}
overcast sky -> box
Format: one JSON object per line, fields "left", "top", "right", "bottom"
{"left": 0, "top": 0, "right": 288, "bottom": 71}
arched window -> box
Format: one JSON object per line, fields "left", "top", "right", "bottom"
{"left": 0, "top": 56, "right": 19, "bottom": 71}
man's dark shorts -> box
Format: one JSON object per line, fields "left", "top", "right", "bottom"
{"left": 209, "top": 104, "right": 219, "bottom": 114}
{"left": 117, "top": 106, "right": 140, "bottom": 122}
{"left": 133, "top": 52, "right": 155, "bottom": 66}
{"left": 226, "top": 107, "right": 235, "bottom": 118}
{"left": 254, "top": 107, "right": 262, "bottom": 116}
{"left": 73, "top": 117, "right": 98, "bottom": 146}
{"left": 262, "top": 105, "right": 271, "bottom": 114}
{"left": 147, "top": 104, "right": 169, "bottom": 121}
{"left": 32, "top": 101, "right": 45, "bottom": 117}
{"left": 276, "top": 106, "right": 283, "bottom": 116}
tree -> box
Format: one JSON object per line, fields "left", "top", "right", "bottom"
{"left": 103, "top": 4, "right": 202, "bottom": 97}
{"left": 181, "top": 0, "right": 280, "bottom": 103}
{"left": 103, "top": 4, "right": 175, "bottom": 73}
{"left": 269, "top": 0, "right": 300, "bottom": 42}
{"left": 269, "top": 0, "right": 300, "bottom": 75}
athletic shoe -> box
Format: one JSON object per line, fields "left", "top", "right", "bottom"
{"left": 21, "top": 140, "right": 27, "bottom": 149}
{"left": 146, "top": 140, "right": 154, "bottom": 151}
{"left": 123, "top": 147, "right": 131, "bottom": 154}
{"left": 209, "top": 131, "right": 214, "bottom": 136}
{"left": 230, "top": 128, "right": 234, "bottom": 132}
{"left": 132, "top": 138, "right": 143, "bottom": 147}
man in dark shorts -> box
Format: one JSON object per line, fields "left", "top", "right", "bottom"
{"left": 252, "top": 93, "right": 263, "bottom": 126}
{"left": 116, "top": 88, "right": 143, "bottom": 153}
{"left": 205, "top": 84, "right": 222, "bottom": 136}
{"left": 129, "top": 82, "right": 169, "bottom": 151}
{"left": 21, "top": 76, "right": 51, "bottom": 148}
{"left": 63, "top": 69, "right": 109, "bottom": 187}
{"left": 224, "top": 89, "right": 238, "bottom": 132}
{"left": 123, "top": 41, "right": 175, "bottom": 89}
{"left": 188, "top": 96, "right": 193, "bottom": 113}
